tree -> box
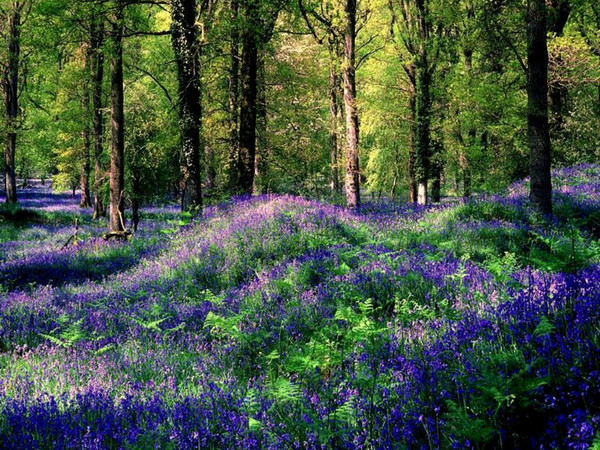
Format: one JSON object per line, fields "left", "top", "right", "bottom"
{"left": 79, "top": 40, "right": 92, "bottom": 207}
{"left": 298, "top": 0, "right": 344, "bottom": 196}
{"left": 527, "top": 0, "right": 552, "bottom": 215}
{"left": 342, "top": 0, "right": 359, "bottom": 207}
{"left": 90, "top": 16, "right": 106, "bottom": 219}
{"left": 237, "top": 0, "right": 284, "bottom": 195}
{"left": 1, "top": 1, "right": 30, "bottom": 204}
{"left": 108, "top": 0, "right": 126, "bottom": 232}
{"left": 170, "top": 0, "right": 203, "bottom": 212}
{"left": 227, "top": 0, "right": 240, "bottom": 191}
{"left": 389, "top": 0, "right": 441, "bottom": 205}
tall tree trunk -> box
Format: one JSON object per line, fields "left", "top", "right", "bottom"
{"left": 430, "top": 140, "right": 443, "bottom": 202}
{"left": 80, "top": 101, "right": 92, "bottom": 207}
{"left": 415, "top": 55, "right": 431, "bottom": 205}
{"left": 132, "top": 174, "right": 140, "bottom": 232}
{"left": 254, "top": 50, "right": 267, "bottom": 194}
{"left": 528, "top": 0, "right": 553, "bottom": 215}
{"left": 91, "top": 19, "right": 105, "bottom": 219}
{"left": 461, "top": 50, "right": 473, "bottom": 197}
{"left": 4, "top": 5, "right": 21, "bottom": 204}
{"left": 171, "top": 0, "right": 203, "bottom": 212}
{"left": 205, "top": 145, "right": 216, "bottom": 191}
{"left": 238, "top": 12, "right": 258, "bottom": 195}
{"left": 404, "top": 63, "right": 417, "bottom": 203}
{"left": 80, "top": 44, "right": 92, "bottom": 208}
{"left": 108, "top": 2, "right": 126, "bottom": 232}
{"left": 328, "top": 41, "right": 341, "bottom": 196}
{"left": 227, "top": 0, "right": 240, "bottom": 192}
{"left": 342, "top": 0, "right": 360, "bottom": 208}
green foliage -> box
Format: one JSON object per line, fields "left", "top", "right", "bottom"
{"left": 40, "top": 318, "right": 86, "bottom": 348}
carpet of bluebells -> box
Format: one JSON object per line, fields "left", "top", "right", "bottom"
{"left": 1, "top": 165, "right": 600, "bottom": 449}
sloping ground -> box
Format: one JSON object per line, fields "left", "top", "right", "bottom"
{"left": 0, "top": 166, "right": 599, "bottom": 448}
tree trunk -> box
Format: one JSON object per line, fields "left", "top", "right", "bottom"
{"left": 528, "top": 0, "right": 553, "bottom": 215}
{"left": 171, "top": 0, "right": 203, "bottom": 213}
{"left": 80, "top": 45, "right": 92, "bottom": 208}
{"left": 227, "top": 0, "right": 240, "bottom": 192}
{"left": 91, "top": 18, "right": 106, "bottom": 219}
{"left": 238, "top": 15, "right": 258, "bottom": 195}
{"left": 404, "top": 63, "right": 417, "bottom": 203}
{"left": 328, "top": 41, "right": 341, "bottom": 196}
{"left": 430, "top": 140, "right": 443, "bottom": 203}
{"left": 461, "top": 50, "right": 473, "bottom": 197}
{"left": 132, "top": 174, "right": 140, "bottom": 232}
{"left": 254, "top": 50, "right": 267, "bottom": 195}
{"left": 342, "top": 0, "right": 360, "bottom": 208}
{"left": 109, "top": 2, "right": 126, "bottom": 232}
{"left": 4, "top": 6, "right": 21, "bottom": 204}
{"left": 415, "top": 56, "right": 431, "bottom": 206}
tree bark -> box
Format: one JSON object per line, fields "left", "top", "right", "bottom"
{"left": 430, "top": 140, "right": 442, "bottom": 202}
{"left": 80, "top": 44, "right": 92, "bottom": 208}
{"left": 171, "top": 0, "right": 203, "bottom": 212}
{"left": 3, "top": 5, "right": 21, "bottom": 204}
{"left": 227, "top": 0, "right": 240, "bottom": 192}
{"left": 343, "top": 0, "right": 360, "bottom": 208}
{"left": 91, "top": 18, "right": 106, "bottom": 219}
{"left": 404, "top": 63, "right": 417, "bottom": 203}
{"left": 528, "top": 0, "right": 553, "bottom": 215}
{"left": 328, "top": 41, "right": 341, "bottom": 196}
{"left": 254, "top": 50, "right": 267, "bottom": 194}
{"left": 415, "top": 56, "right": 431, "bottom": 205}
{"left": 109, "top": 2, "right": 126, "bottom": 232}
{"left": 238, "top": 13, "right": 258, "bottom": 195}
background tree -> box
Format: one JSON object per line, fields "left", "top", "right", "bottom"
{"left": 1, "top": 1, "right": 31, "bottom": 204}
{"left": 528, "top": 0, "right": 553, "bottom": 214}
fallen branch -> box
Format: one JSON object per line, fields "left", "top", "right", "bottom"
{"left": 102, "top": 230, "right": 133, "bottom": 241}
{"left": 60, "top": 218, "right": 79, "bottom": 250}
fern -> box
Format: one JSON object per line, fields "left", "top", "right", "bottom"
{"left": 532, "top": 316, "right": 555, "bottom": 339}
{"left": 40, "top": 318, "right": 86, "bottom": 348}
{"left": 270, "top": 377, "right": 301, "bottom": 404}
{"left": 130, "top": 315, "right": 170, "bottom": 332}
{"left": 332, "top": 396, "right": 356, "bottom": 426}
{"left": 204, "top": 311, "right": 243, "bottom": 340}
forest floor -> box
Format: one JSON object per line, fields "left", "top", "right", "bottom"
{"left": 1, "top": 165, "right": 600, "bottom": 448}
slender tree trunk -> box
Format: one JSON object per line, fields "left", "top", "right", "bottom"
{"left": 460, "top": 50, "right": 473, "bottom": 197}
{"left": 171, "top": 0, "right": 203, "bottom": 212}
{"left": 132, "top": 175, "right": 140, "bottom": 232}
{"left": 328, "top": 41, "right": 341, "bottom": 196}
{"left": 254, "top": 50, "right": 267, "bottom": 195}
{"left": 91, "top": 19, "right": 105, "bottom": 219}
{"left": 108, "top": 2, "right": 126, "bottom": 232}
{"left": 227, "top": 0, "right": 240, "bottom": 192}
{"left": 80, "top": 45, "right": 92, "bottom": 208}
{"left": 430, "top": 140, "right": 443, "bottom": 203}
{"left": 342, "top": 0, "right": 360, "bottom": 208}
{"left": 415, "top": 55, "right": 431, "bottom": 205}
{"left": 80, "top": 104, "right": 92, "bottom": 207}
{"left": 205, "top": 145, "right": 216, "bottom": 191}
{"left": 528, "top": 0, "right": 553, "bottom": 215}
{"left": 4, "top": 6, "right": 21, "bottom": 204}
{"left": 238, "top": 15, "right": 258, "bottom": 195}
{"left": 404, "top": 63, "right": 417, "bottom": 203}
